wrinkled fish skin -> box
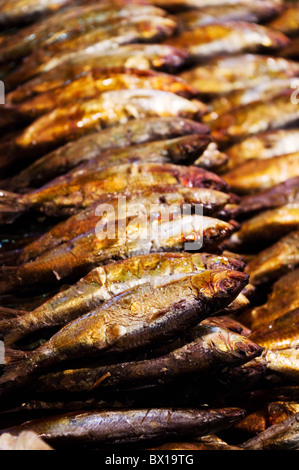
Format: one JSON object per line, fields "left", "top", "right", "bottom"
{"left": 242, "top": 413, "right": 299, "bottom": 450}
{"left": 240, "top": 177, "right": 299, "bottom": 216}
{"left": 6, "top": 44, "right": 191, "bottom": 99}
{"left": 225, "top": 130, "right": 299, "bottom": 172}
{"left": 2, "top": 117, "right": 209, "bottom": 190}
{"left": 180, "top": 54, "right": 299, "bottom": 96}
{"left": 223, "top": 153, "right": 299, "bottom": 195}
{"left": 246, "top": 230, "right": 299, "bottom": 286}
{"left": 166, "top": 21, "right": 288, "bottom": 61}
{"left": 240, "top": 268, "right": 299, "bottom": 330}
{"left": 228, "top": 204, "right": 299, "bottom": 250}
{"left": 0, "top": 270, "right": 248, "bottom": 398}
{"left": 0, "top": 407, "right": 246, "bottom": 447}
{"left": 8, "top": 68, "right": 198, "bottom": 120}
{"left": 0, "top": 214, "right": 237, "bottom": 294}
{"left": 209, "top": 92, "right": 299, "bottom": 146}
{"left": 249, "top": 309, "right": 299, "bottom": 351}
{"left": 0, "top": 251, "right": 244, "bottom": 346}
{"left": 177, "top": 2, "right": 282, "bottom": 30}
{"left": 15, "top": 90, "right": 207, "bottom": 152}
{"left": 8, "top": 186, "right": 231, "bottom": 265}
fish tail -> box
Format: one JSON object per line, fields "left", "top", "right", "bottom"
{"left": 0, "top": 306, "right": 27, "bottom": 319}
{"left": 0, "top": 348, "right": 33, "bottom": 401}
{"left": 0, "top": 190, "right": 27, "bottom": 224}
{"left": 0, "top": 316, "right": 24, "bottom": 346}
{"left": 0, "top": 266, "right": 20, "bottom": 295}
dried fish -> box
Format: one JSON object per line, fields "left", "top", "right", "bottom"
{"left": 268, "top": 3, "right": 299, "bottom": 36}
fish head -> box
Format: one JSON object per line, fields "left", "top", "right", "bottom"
{"left": 190, "top": 269, "right": 249, "bottom": 302}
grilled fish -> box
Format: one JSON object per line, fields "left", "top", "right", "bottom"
{"left": 0, "top": 252, "right": 244, "bottom": 346}
{"left": 178, "top": 2, "right": 282, "bottom": 30}
{"left": 240, "top": 268, "right": 299, "bottom": 330}
{"left": 0, "top": 407, "right": 246, "bottom": 447}
{"left": 0, "top": 163, "right": 228, "bottom": 223}
{"left": 209, "top": 92, "right": 299, "bottom": 146}
{"left": 223, "top": 153, "right": 299, "bottom": 194}
{"left": 240, "top": 177, "right": 299, "bottom": 216}
{"left": 6, "top": 44, "right": 191, "bottom": 100}
{"left": 166, "top": 22, "right": 288, "bottom": 61}
{"left": 249, "top": 309, "right": 299, "bottom": 351}
{"left": 2, "top": 117, "right": 209, "bottom": 190}
{"left": 180, "top": 54, "right": 299, "bottom": 95}
{"left": 225, "top": 130, "right": 299, "bottom": 172}
{"left": 246, "top": 230, "right": 299, "bottom": 286}
{"left": 35, "top": 323, "right": 262, "bottom": 393}
{"left": 14, "top": 90, "right": 207, "bottom": 152}
{"left": 0, "top": 214, "right": 236, "bottom": 294}
{"left": 242, "top": 412, "right": 299, "bottom": 450}
{"left": 0, "top": 270, "right": 248, "bottom": 398}
{"left": 228, "top": 204, "right": 299, "bottom": 250}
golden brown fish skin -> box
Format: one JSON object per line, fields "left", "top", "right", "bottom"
{"left": 35, "top": 324, "right": 262, "bottom": 393}
{"left": 224, "top": 130, "right": 299, "bottom": 172}
{"left": 246, "top": 230, "right": 299, "bottom": 286}
{"left": 268, "top": 3, "right": 299, "bottom": 36}
{"left": 240, "top": 268, "right": 299, "bottom": 330}
{"left": 7, "top": 163, "right": 228, "bottom": 221}
{"left": 0, "top": 214, "right": 237, "bottom": 294}
{"left": 0, "top": 407, "right": 246, "bottom": 447}
{"left": 0, "top": 4, "right": 168, "bottom": 63}
{"left": 228, "top": 204, "right": 299, "bottom": 251}
{"left": 177, "top": 2, "right": 282, "bottom": 30}
{"left": 0, "top": 270, "right": 249, "bottom": 398}
{"left": 240, "top": 177, "right": 299, "bottom": 216}
{"left": 259, "top": 349, "right": 299, "bottom": 383}
{"left": 0, "top": 252, "right": 245, "bottom": 346}
{"left": 15, "top": 90, "right": 207, "bottom": 152}
{"left": 179, "top": 54, "right": 299, "bottom": 96}
{"left": 242, "top": 412, "right": 299, "bottom": 450}
{"left": 6, "top": 44, "right": 191, "bottom": 98}
{"left": 267, "top": 402, "right": 299, "bottom": 427}
{"left": 5, "top": 16, "right": 178, "bottom": 90}
{"left": 223, "top": 153, "right": 299, "bottom": 195}
{"left": 9, "top": 68, "right": 198, "bottom": 119}
{"left": 249, "top": 309, "right": 299, "bottom": 352}
{"left": 0, "top": 0, "right": 73, "bottom": 26}
{"left": 2, "top": 117, "right": 209, "bottom": 190}
{"left": 12, "top": 186, "right": 230, "bottom": 265}
{"left": 208, "top": 92, "right": 299, "bottom": 146}
{"left": 203, "top": 315, "right": 251, "bottom": 337}
{"left": 165, "top": 21, "right": 289, "bottom": 61}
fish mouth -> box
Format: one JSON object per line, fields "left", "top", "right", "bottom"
{"left": 214, "top": 270, "right": 250, "bottom": 296}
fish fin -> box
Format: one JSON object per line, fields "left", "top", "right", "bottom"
{"left": 0, "top": 190, "right": 27, "bottom": 224}
{"left": 0, "top": 348, "right": 33, "bottom": 399}
{"left": 0, "top": 316, "right": 25, "bottom": 346}
{"left": 4, "top": 347, "right": 28, "bottom": 365}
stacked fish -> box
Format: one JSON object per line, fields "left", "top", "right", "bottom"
{"left": 0, "top": 0, "right": 298, "bottom": 451}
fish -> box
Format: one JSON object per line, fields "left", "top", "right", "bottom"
{"left": 193, "top": 142, "right": 228, "bottom": 171}
{"left": 240, "top": 268, "right": 299, "bottom": 330}
{"left": 147, "top": 0, "right": 282, "bottom": 12}
{"left": 35, "top": 323, "right": 262, "bottom": 393}
{"left": 6, "top": 68, "right": 198, "bottom": 120}
{"left": 0, "top": 269, "right": 248, "bottom": 398}
{"left": 241, "top": 412, "right": 299, "bottom": 450}
{"left": 5, "top": 17, "right": 178, "bottom": 89}
{"left": 208, "top": 92, "right": 299, "bottom": 146}
{"left": 149, "top": 435, "right": 242, "bottom": 451}
{"left": 227, "top": 204, "right": 299, "bottom": 251}
{"left": 206, "top": 78, "right": 296, "bottom": 122}
{"left": 165, "top": 22, "right": 288, "bottom": 62}
{"left": 177, "top": 2, "right": 282, "bottom": 30}
{"left": 0, "top": 214, "right": 237, "bottom": 294}
{"left": 224, "top": 130, "right": 299, "bottom": 172}
{"left": 259, "top": 349, "right": 299, "bottom": 383}
{"left": 14, "top": 90, "right": 207, "bottom": 153}
{"left": 223, "top": 153, "right": 299, "bottom": 194}
{"left": 240, "top": 177, "right": 299, "bottom": 216}
{"left": 0, "top": 251, "right": 244, "bottom": 346}
{"left": 280, "top": 36, "right": 299, "bottom": 59}
{"left": 2, "top": 186, "right": 231, "bottom": 265}
{"left": 0, "top": 163, "right": 228, "bottom": 223}
{"left": 6, "top": 44, "right": 191, "bottom": 99}
{"left": 0, "top": 407, "right": 246, "bottom": 447}
{"left": 1, "top": 117, "right": 209, "bottom": 190}
{"left": 0, "top": 0, "right": 73, "bottom": 26}
{"left": 203, "top": 315, "right": 251, "bottom": 337}
{"left": 245, "top": 230, "right": 299, "bottom": 286}
{"left": 180, "top": 54, "right": 299, "bottom": 96}
{"left": 0, "top": 4, "right": 168, "bottom": 63}
{"left": 249, "top": 309, "right": 299, "bottom": 351}
{"left": 268, "top": 3, "right": 299, "bottom": 36}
